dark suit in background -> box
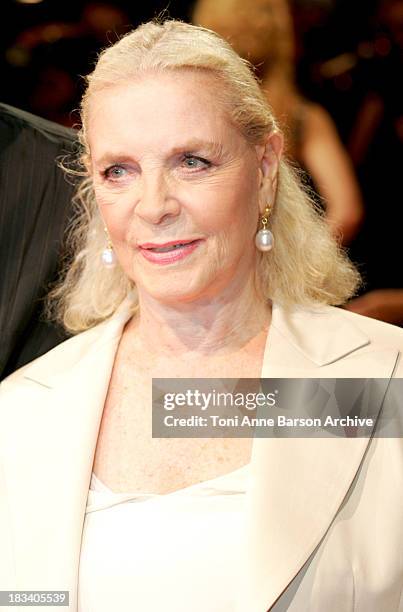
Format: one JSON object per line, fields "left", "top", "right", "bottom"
{"left": 0, "top": 103, "right": 77, "bottom": 380}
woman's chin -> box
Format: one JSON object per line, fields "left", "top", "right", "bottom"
{"left": 136, "top": 282, "right": 214, "bottom": 307}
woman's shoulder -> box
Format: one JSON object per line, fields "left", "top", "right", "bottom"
{"left": 282, "top": 300, "right": 403, "bottom": 343}
{"left": 276, "top": 300, "right": 403, "bottom": 357}
{"left": 280, "top": 302, "right": 403, "bottom": 379}
{"left": 325, "top": 305, "right": 403, "bottom": 376}
{"left": 331, "top": 305, "right": 403, "bottom": 346}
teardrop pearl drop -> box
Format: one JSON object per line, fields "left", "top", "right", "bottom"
{"left": 101, "top": 247, "right": 117, "bottom": 268}
{"left": 255, "top": 228, "right": 274, "bottom": 252}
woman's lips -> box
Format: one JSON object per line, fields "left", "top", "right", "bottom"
{"left": 139, "top": 239, "right": 203, "bottom": 264}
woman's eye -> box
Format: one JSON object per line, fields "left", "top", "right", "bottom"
{"left": 102, "top": 165, "right": 129, "bottom": 181}
{"left": 182, "top": 155, "right": 211, "bottom": 170}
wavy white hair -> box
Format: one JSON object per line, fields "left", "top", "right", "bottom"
{"left": 44, "top": 18, "right": 360, "bottom": 334}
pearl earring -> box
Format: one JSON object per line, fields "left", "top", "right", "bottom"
{"left": 255, "top": 204, "right": 274, "bottom": 252}
{"left": 101, "top": 226, "right": 117, "bottom": 268}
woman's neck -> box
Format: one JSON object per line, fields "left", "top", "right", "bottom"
{"left": 124, "top": 278, "right": 272, "bottom": 362}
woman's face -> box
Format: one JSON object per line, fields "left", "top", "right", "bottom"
{"left": 87, "top": 70, "right": 275, "bottom": 305}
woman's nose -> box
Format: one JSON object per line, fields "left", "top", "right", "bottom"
{"left": 135, "top": 171, "right": 181, "bottom": 224}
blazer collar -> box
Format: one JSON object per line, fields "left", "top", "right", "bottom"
{"left": 22, "top": 291, "right": 371, "bottom": 388}
{"left": 22, "top": 291, "right": 137, "bottom": 388}
{"left": 270, "top": 301, "right": 370, "bottom": 366}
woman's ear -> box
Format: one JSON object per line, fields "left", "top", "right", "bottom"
{"left": 255, "top": 131, "right": 284, "bottom": 213}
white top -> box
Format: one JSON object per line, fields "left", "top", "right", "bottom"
{"left": 78, "top": 465, "right": 250, "bottom": 612}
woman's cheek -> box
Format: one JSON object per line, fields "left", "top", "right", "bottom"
{"left": 96, "top": 185, "right": 132, "bottom": 212}
{"left": 94, "top": 193, "right": 128, "bottom": 241}
{"left": 94, "top": 185, "right": 126, "bottom": 207}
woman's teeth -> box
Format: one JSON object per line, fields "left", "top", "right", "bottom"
{"left": 150, "top": 243, "right": 188, "bottom": 252}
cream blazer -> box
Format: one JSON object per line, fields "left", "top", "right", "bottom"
{"left": 1, "top": 292, "right": 403, "bottom": 612}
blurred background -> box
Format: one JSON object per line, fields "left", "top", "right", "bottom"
{"left": 1, "top": 0, "right": 402, "bottom": 322}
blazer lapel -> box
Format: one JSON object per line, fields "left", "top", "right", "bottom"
{"left": 240, "top": 303, "right": 400, "bottom": 611}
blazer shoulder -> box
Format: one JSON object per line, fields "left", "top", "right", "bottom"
{"left": 331, "top": 306, "right": 403, "bottom": 348}
{"left": 0, "top": 292, "right": 137, "bottom": 393}
{"left": 328, "top": 306, "right": 403, "bottom": 376}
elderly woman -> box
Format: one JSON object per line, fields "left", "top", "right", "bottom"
{"left": 0, "top": 18, "right": 402, "bottom": 612}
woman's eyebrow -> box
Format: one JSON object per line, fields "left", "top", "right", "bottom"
{"left": 94, "top": 140, "right": 225, "bottom": 167}
{"left": 94, "top": 153, "right": 132, "bottom": 167}
{"left": 169, "top": 139, "right": 225, "bottom": 157}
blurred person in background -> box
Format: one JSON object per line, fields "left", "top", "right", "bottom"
{"left": 0, "top": 102, "right": 77, "bottom": 380}
{"left": 349, "top": 0, "right": 403, "bottom": 167}
{"left": 343, "top": 0, "right": 403, "bottom": 324}
{"left": 192, "top": 0, "right": 365, "bottom": 246}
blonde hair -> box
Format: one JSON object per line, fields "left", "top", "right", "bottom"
{"left": 44, "top": 18, "right": 360, "bottom": 334}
